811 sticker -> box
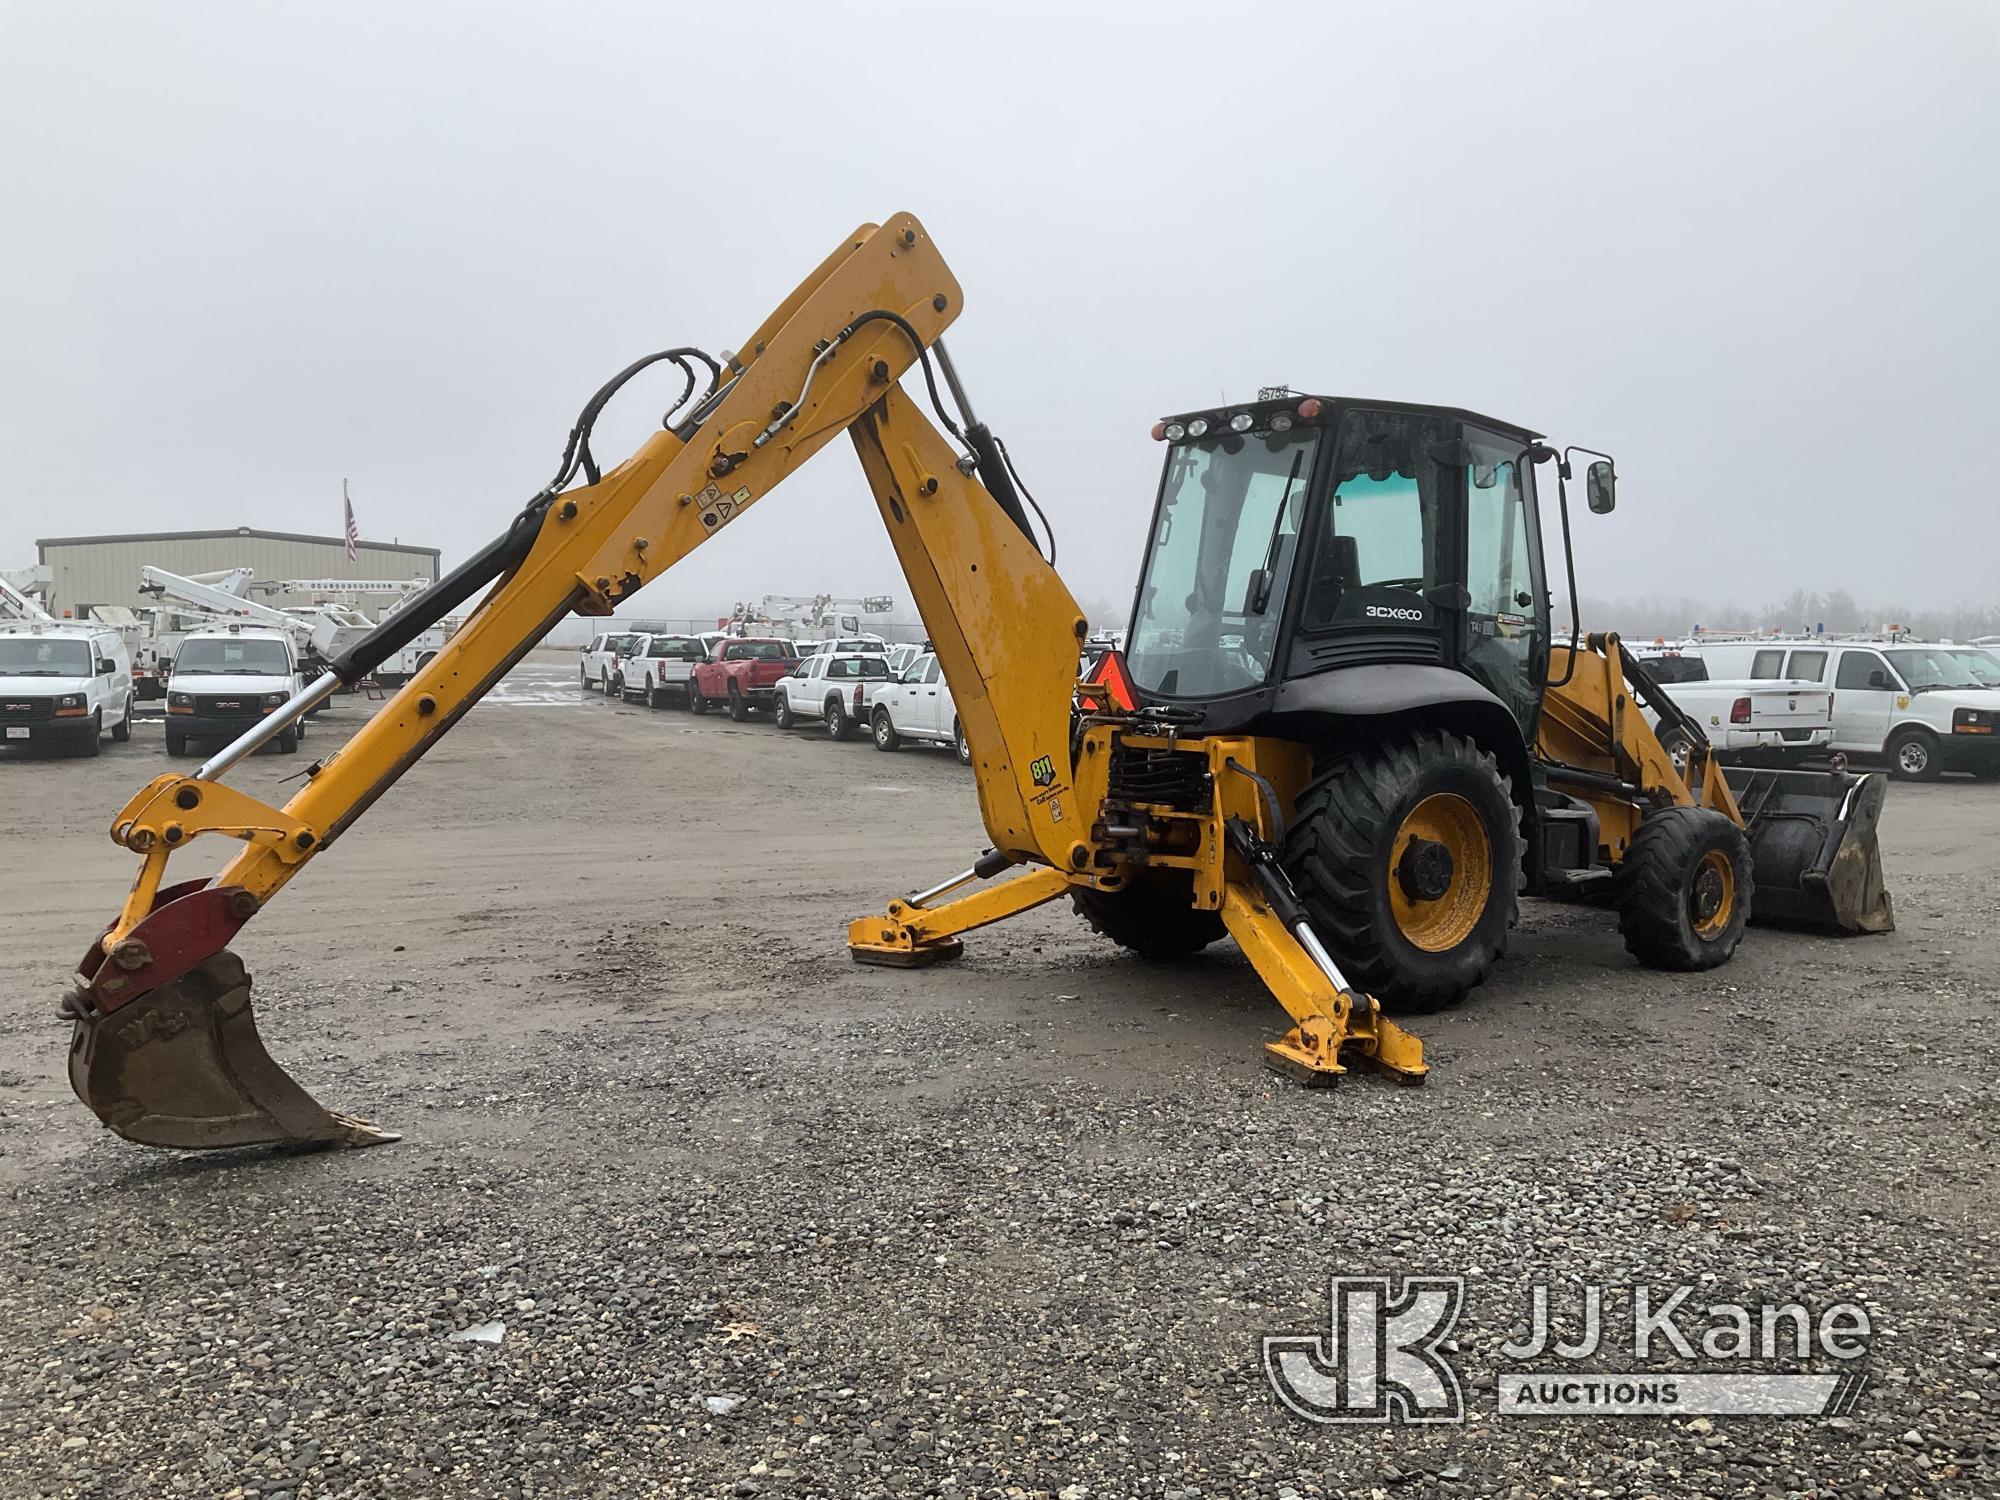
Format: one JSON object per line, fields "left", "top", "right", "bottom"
{"left": 1029, "top": 755, "right": 1055, "bottom": 787}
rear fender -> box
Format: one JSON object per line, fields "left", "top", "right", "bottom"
{"left": 1262, "top": 665, "right": 1539, "bottom": 871}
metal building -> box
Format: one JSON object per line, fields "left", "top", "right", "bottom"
{"left": 36, "top": 527, "right": 440, "bottom": 619}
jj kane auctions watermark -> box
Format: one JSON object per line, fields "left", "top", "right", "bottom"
{"left": 1265, "top": 1277, "right": 1871, "bottom": 1424}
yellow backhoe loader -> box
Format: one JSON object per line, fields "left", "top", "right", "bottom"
{"left": 65, "top": 215, "right": 1893, "bottom": 1151}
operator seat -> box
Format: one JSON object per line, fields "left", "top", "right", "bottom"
{"left": 1304, "top": 532, "right": 1361, "bottom": 628}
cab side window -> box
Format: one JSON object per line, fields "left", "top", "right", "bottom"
{"left": 1835, "top": 651, "right": 1892, "bottom": 691}
{"left": 924, "top": 658, "right": 943, "bottom": 684}
{"left": 1750, "top": 649, "right": 1785, "bottom": 679}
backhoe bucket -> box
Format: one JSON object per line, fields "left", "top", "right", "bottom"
{"left": 68, "top": 951, "right": 397, "bottom": 1151}
{"left": 1723, "top": 766, "right": 1894, "bottom": 934}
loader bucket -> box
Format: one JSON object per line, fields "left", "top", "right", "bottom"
{"left": 67, "top": 951, "right": 397, "bottom": 1151}
{"left": 1723, "top": 766, "right": 1895, "bottom": 934}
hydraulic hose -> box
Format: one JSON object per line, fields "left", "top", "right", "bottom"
{"left": 326, "top": 500, "right": 550, "bottom": 684}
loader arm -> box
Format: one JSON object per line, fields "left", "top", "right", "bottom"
{"left": 68, "top": 213, "right": 1090, "bottom": 1149}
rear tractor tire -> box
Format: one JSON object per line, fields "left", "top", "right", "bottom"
{"left": 1283, "top": 729, "right": 1522, "bottom": 1012}
{"left": 1613, "top": 806, "right": 1751, "bottom": 971}
{"left": 1071, "top": 869, "right": 1225, "bottom": 959}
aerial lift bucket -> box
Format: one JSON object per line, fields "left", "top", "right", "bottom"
{"left": 67, "top": 948, "right": 396, "bottom": 1151}
{"left": 1724, "top": 766, "right": 1895, "bottom": 934}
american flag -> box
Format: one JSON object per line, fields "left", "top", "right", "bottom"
{"left": 342, "top": 479, "right": 358, "bottom": 562}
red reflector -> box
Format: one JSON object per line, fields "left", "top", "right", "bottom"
{"left": 1730, "top": 697, "right": 1752, "bottom": 725}
{"left": 1086, "top": 648, "right": 1139, "bottom": 712}
{"left": 1296, "top": 397, "right": 1323, "bottom": 420}
{"left": 1150, "top": 421, "right": 1167, "bottom": 441}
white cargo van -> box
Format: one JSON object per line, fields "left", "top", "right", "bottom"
{"left": 0, "top": 621, "right": 135, "bottom": 755}
{"left": 164, "top": 624, "right": 307, "bottom": 758}
{"left": 1700, "top": 639, "right": 2000, "bottom": 781}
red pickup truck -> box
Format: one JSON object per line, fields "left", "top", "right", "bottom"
{"left": 689, "top": 637, "right": 798, "bottom": 720}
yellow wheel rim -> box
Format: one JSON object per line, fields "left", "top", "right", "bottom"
{"left": 1387, "top": 792, "right": 1493, "bottom": 953}
{"left": 1690, "top": 848, "right": 1736, "bottom": 938}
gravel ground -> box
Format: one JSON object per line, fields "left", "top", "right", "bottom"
{"left": 0, "top": 655, "right": 1994, "bottom": 1498}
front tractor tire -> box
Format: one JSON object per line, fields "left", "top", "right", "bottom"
{"left": 1071, "top": 870, "right": 1225, "bottom": 959}
{"left": 1613, "top": 806, "right": 1752, "bottom": 971}
{"left": 1284, "top": 729, "right": 1522, "bottom": 1012}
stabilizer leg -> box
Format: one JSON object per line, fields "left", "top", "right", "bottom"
{"left": 1221, "top": 887, "right": 1428, "bottom": 1087}
{"left": 849, "top": 865, "right": 1072, "bottom": 966}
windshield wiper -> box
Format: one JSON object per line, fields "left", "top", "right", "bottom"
{"left": 1250, "top": 450, "right": 1307, "bottom": 615}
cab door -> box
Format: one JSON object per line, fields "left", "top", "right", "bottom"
{"left": 1458, "top": 425, "right": 1548, "bottom": 735}
{"left": 910, "top": 654, "right": 946, "bottom": 738}
{"left": 1830, "top": 648, "right": 1898, "bottom": 752}
{"left": 794, "top": 655, "right": 825, "bottom": 714}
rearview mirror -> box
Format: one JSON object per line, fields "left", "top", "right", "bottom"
{"left": 1585, "top": 460, "right": 1617, "bottom": 514}
{"left": 96, "top": 658, "right": 117, "bottom": 676}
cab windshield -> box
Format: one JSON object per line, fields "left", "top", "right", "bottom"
{"left": 0, "top": 637, "right": 92, "bottom": 676}
{"left": 1126, "top": 429, "right": 1318, "bottom": 697}
{"left": 175, "top": 638, "right": 293, "bottom": 675}
{"left": 1884, "top": 648, "right": 1983, "bottom": 691}
{"left": 1947, "top": 649, "right": 2000, "bottom": 687}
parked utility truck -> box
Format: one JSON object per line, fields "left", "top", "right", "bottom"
{"left": 164, "top": 624, "right": 308, "bottom": 757}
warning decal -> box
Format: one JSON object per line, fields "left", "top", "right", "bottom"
{"left": 696, "top": 482, "right": 755, "bottom": 533}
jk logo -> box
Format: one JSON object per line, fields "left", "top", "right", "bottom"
{"left": 1264, "top": 1277, "right": 1465, "bottom": 1424}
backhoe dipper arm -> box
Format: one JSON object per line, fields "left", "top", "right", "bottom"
{"left": 67, "top": 214, "right": 1089, "bottom": 1150}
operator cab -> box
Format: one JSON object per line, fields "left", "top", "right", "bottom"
{"left": 1124, "top": 394, "right": 1614, "bottom": 739}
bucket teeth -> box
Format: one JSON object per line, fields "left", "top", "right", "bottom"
{"left": 68, "top": 951, "right": 398, "bottom": 1151}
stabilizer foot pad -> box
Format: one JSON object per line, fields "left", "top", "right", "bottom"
{"left": 850, "top": 938, "right": 965, "bottom": 969}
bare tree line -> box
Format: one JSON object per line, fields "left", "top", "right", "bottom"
{"left": 1567, "top": 591, "right": 2000, "bottom": 643}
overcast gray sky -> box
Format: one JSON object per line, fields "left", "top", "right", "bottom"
{"left": 2, "top": 1, "right": 1994, "bottom": 629}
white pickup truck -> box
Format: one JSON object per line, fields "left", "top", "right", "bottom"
{"left": 616, "top": 631, "right": 710, "bottom": 707}
{"left": 579, "top": 630, "right": 641, "bottom": 693}
{"left": 1631, "top": 646, "right": 1832, "bottom": 764}
{"left": 868, "top": 649, "right": 971, "bottom": 762}
{"left": 769, "top": 651, "right": 895, "bottom": 739}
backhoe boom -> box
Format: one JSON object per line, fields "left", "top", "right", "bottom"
{"left": 67, "top": 214, "right": 1165, "bottom": 1151}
